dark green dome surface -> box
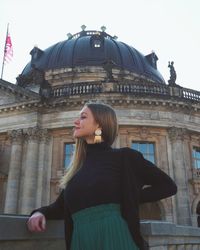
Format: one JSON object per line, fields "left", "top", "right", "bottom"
{"left": 21, "top": 30, "right": 165, "bottom": 84}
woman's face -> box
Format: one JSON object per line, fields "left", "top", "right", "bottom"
{"left": 73, "top": 106, "right": 100, "bottom": 143}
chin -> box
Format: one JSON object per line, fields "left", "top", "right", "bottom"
{"left": 73, "top": 132, "right": 82, "bottom": 139}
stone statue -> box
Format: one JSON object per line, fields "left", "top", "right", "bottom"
{"left": 103, "top": 60, "right": 116, "bottom": 82}
{"left": 168, "top": 61, "right": 177, "bottom": 85}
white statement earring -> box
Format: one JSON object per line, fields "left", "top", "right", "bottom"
{"left": 94, "top": 129, "right": 102, "bottom": 143}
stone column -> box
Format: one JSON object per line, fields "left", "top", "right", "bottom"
{"left": 20, "top": 127, "right": 40, "bottom": 214}
{"left": 119, "top": 129, "right": 129, "bottom": 147}
{"left": 168, "top": 127, "right": 192, "bottom": 225}
{"left": 4, "top": 129, "right": 23, "bottom": 214}
{"left": 36, "top": 129, "right": 51, "bottom": 207}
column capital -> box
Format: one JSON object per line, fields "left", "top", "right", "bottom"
{"left": 168, "top": 127, "right": 190, "bottom": 141}
{"left": 8, "top": 129, "right": 23, "bottom": 144}
{"left": 38, "top": 128, "right": 51, "bottom": 143}
{"left": 23, "top": 127, "right": 50, "bottom": 143}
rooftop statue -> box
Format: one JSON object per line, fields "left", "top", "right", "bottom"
{"left": 168, "top": 61, "right": 177, "bottom": 85}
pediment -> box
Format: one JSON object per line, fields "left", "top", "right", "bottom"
{"left": 0, "top": 79, "right": 39, "bottom": 106}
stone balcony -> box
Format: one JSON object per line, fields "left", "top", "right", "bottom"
{"left": 1, "top": 215, "right": 200, "bottom": 250}
{"left": 49, "top": 81, "right": 200, "bottom": 103}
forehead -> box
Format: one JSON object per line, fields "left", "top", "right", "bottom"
{"left": 80, "top": 106, "right": 92, "bottom": 115}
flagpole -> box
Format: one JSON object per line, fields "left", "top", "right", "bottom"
{"left": 1, "top": 23, "right": 9, "bottom": 79}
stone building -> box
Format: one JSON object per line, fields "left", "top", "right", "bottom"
{"left": 0, "top": 27, "right": 200, "bottom": 229}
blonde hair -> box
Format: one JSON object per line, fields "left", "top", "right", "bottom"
{"left": 60, "top": 102, "right": 118, "bottom": 188}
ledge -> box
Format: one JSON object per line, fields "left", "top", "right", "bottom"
{"left": 1, "top": 215, "right": 200, "bottom": 249}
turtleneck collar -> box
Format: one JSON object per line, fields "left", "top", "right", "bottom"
{"left": 86, "top": 141, "right": 111, "bottom": 152}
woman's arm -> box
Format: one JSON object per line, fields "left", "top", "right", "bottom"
{"left": 125, "top": 148, "right": 177, "bottom": 203}
{"left": 30, "top": 189, "right": 65, "bottom": 219}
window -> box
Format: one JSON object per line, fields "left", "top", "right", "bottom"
{"left": 132, "top": 142, "right": 155, "bottom": 164}
{"left": 90, "top": 35, "right": 104, "bottom": 49}
{"left": 64, "top": 143, "right": 75, "bottom": 169}
{"left": 193, "top": 147, "right": 200, "bottom": 169}
{"left": 93, "top": 40, "right": 101, "bottom": 48}
{"left": 93, "top": 39, "right": 101, "bottom": 48}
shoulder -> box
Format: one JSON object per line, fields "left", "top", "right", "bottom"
{"left": 111, "top": 147, "right": 144, "bottom": 163}
{"left": 120, "top": 147, "right": 143, "bottom": 159}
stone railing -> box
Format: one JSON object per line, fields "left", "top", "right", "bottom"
{"left": 1, "top": 215, "right": 200, "bottom": 250}
{"left": 52, "top": 82, "right": 102, "bottom": 97}
{"left": 183, "top": 88, "right": 200, "bottom": 101}
{"left": 116, "top": 82, "right": 169, "bottom": 96}
{"left": 49, "top": 81, "right": 200, "bottom": 103}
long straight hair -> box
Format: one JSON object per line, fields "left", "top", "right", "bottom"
{"left": 60, "top": 102, "right": 118, "bottom": 188}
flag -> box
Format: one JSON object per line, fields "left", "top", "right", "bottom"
{"left": 4, "top": 31, "right": 13, "bottom": 63}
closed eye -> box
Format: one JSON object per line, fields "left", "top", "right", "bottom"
{"left": 80, "top": 116, "right": 86, "bottom": 119}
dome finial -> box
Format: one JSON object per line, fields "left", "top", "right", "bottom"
{"left": 101, "top": 26, "right": 106, "bottom": 32}
{"left": 81, "top": 25, "right": 86, "bottom": 31}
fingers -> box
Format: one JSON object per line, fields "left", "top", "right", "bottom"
{"left": 27, "top": 212, "right": 46, "bottom": 232}
{"left": 40, "top": 216, "right": 46, "bottom": 231}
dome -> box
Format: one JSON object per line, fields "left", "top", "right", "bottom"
{"left": 19, "top": 29, "right": 165, "bottom": 85}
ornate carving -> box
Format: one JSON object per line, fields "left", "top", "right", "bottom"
{"left": 23, "top": 127, "right": 50, "bottom": 143}
{"left": 8, "top": 129, "right": 23, "bottom": 144}
{"left": 23, "top": 126, "right": 40, "bottom": 142}
{"left": 38, "top": 128, "right": 50, "bottom": 143}
{"left": 139, "top": 127, "right": 150, "bottom": 140}
{"left": 8, "top": 127, "right": 50, "bottom": 143}
{"left": 168, "top": 127, "right": 189, "bottom": 141}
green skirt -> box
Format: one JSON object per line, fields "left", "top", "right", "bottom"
{"left": 71, "top": 203, "right": 139, "bottom": 250}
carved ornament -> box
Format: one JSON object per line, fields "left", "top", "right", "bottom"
{"left": 168, "top": 127, "right": 190, "bottom": 141}
{"left": 8, "top": 129, "right": 23, "bottom": 143}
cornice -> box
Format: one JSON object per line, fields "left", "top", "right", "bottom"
{"left": 42, "top": 94, "right": 200, "bottom": 113}
{"left": 0, "top": 93, "right": 199, "bottom": 114}
{"left": 0, "top": 99, "right": 41, "bottom": 114}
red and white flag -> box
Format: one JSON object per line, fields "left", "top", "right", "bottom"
{"left": 4, "top": 31, "right": 13, "bottom": 63}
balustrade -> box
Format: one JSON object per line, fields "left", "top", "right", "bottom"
{"left": 49, "top": 82, "right": 200, "bottom": 104}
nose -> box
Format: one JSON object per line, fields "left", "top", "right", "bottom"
{"left": 74, "top": 118, "right": 80, "bottom": 126}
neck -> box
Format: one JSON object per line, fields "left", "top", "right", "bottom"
{"left": 86, "top": 141, "right": 111, "bottom": 152}
{"left": 85, "top": 137, "right": 104, "bottom": 144}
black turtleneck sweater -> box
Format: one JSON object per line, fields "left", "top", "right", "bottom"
{"left": 32, "top": 142, "right": 177, "bottom": 250}
{"left": 65, "top": 142, "right": 122, "bottom": 214}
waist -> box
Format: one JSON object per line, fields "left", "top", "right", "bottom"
{"left": 72, "top": 203, "right": 121, "bottom": 223}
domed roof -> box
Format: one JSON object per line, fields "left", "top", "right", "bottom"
{"left": 21, "top": 29, "right": 165, "bottom": 84}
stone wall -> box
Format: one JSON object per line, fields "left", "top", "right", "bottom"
{"left": 1, "top": 215, "right": 200, "bottom": 250}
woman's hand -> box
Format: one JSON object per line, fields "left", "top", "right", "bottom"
{"left": 27, "top": 212, "right": 46, "bottom": 232}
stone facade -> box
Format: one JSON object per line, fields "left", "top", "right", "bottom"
{"left": 0, "top": 75, "right": 200, "bottom": 230}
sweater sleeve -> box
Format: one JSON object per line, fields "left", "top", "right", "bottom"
{"left": 31, "top": 190, "right": 65, "bottom": 220}
{"left": 125, "top": 148, "right": 177, "bottom": 203}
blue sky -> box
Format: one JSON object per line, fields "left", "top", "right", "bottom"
{"left": 0, "top": 0, "right": 199, "bottom": 91}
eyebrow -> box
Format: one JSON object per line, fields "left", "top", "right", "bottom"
{"left": 80, "top": 111, "right": 87, "bottom": 115}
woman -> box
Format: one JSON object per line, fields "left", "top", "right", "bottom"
{"left": 27, "top": 102, "right": 177, "bottom": 250}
